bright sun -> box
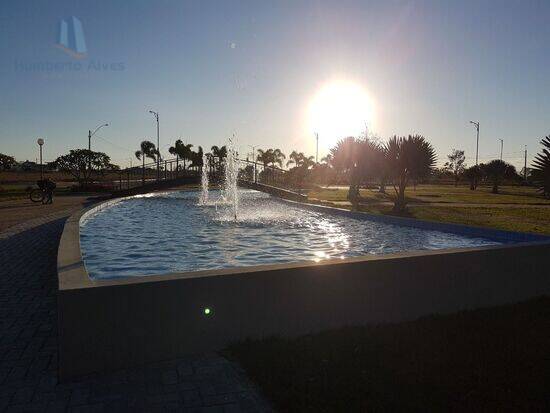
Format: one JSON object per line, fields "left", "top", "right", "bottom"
{"left": 307, "top": 80, "right": 375, "bottom": 150}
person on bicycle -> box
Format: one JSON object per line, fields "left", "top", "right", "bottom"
{"left": 37, "top": 178, "right": 56, "bottom": 204}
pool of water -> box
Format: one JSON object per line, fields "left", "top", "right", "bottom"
{"left": 80, "top": 190, "right": 502, "bottom": 279}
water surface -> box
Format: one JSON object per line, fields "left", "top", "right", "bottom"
{"left": 80, "top": 190, "right": 501, "bottom": 279}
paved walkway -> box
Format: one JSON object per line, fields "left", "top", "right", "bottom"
{"left": 0, "top": 212, "right": 271, "bottom": 412}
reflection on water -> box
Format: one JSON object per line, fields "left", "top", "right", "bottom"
{"left": 80, "top": 190, "right": 500, "bottom": 279}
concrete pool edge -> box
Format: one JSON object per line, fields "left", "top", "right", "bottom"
{"left": 57, "top": 192, "right": 550, "bottom": 380}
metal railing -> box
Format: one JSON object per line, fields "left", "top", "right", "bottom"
{"left": 114, "top": 155, "right": 296, "bottom": 192}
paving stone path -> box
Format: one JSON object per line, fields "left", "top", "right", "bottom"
{"left": 0, "top": 213, "right": 272, "bottom": 412}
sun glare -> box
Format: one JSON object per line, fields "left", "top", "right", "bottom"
{"left": 307, "top": 81, "right": 375, "bottom": 150}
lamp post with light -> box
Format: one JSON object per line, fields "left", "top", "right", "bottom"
{"left": 37, "top": 138, "right": 44, "bottom": 180}
{"left": 149, "top": 110, "right": 160, "bottom": 180}
{"left": 88, "top": 123, "right": 109, "bottom": 152}
{"left": 469, "top": 121, "right": 480, "bottom": 165}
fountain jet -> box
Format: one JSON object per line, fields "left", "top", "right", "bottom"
{"left": 222, "top": 137, "right": 239, "bottom": 220}
{"left": 199, "top": 153, "right": 209, "bottom": 205}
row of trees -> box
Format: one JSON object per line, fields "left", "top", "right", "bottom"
{"left": 3, "top": 133, "right": 549, "bottom": 202}
{"left": 251, "top": 134, "right": 550, "bottom": 210}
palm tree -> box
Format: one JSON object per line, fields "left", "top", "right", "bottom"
{"left": 211, "top": 145, "right": 227, "bottom": 173}
{"left": 271, "top": 148, "right": 286, "bottom": 168}
{"left": 385, "top": 135, "right": 436, "bottom": 212}
{"left": 532, "top": 135, "right": 550, "bottom": 198}
{"left": 189, "top": 146, "right": 204, "bottom": 169}
{"left": 483, "top": 159, "right": 517, "bottom": 194}
{"left": 211, "top": 145, "right": 227, "bottom": 160}
{"left": 329, "top": 137, "right": 362, "bottom": 201}
{"left": 135, "top": 140, "right": 158, "bottom": 184}
{"left": 286, "top": 150, "right": 301, "bottom": 168}
{"left": 463, "top": 165, "right": 482, "bottom": 190}
{"left": 256, "top": 149, "right": 273, "bottom": 169}
{"left": 169, "top": 140, "right": 193, "bottom": 172}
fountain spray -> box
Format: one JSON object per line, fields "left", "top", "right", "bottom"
{"left": 223, "top": 136, "right": 239, "bottom": 221}
{"left": 199, "top": 153, "right": 209, "bottom": 205}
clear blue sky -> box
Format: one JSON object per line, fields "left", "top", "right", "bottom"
{"left": 1, "top": 0, "right": 549, "bottom": 168}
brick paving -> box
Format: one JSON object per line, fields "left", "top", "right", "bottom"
{"left": 0, "top": 214, "right": 272, "bottom": 412}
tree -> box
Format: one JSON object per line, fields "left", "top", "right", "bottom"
{"left": 328, "top": 137, "right": 384, "bottom": 203}
{"left": 329, "top": 137, "right": 360, "bottom": 199}
{"left": 54, "top": 149, "right": 113, "bottom": 186}
{"left": 286, "top": 151, "right": 301, "bottom": 168}
{"left": 385, "top": 135, "right": 436, "bottom": 212}
{"left": 483, "top": 159, "right": 518, "bottom": 194}
{"left": 444, "top": 149, "right": 466, "bottom": 186}
{"left": 271, "top": 148, "right": 286, "bottom": 168}
{"left": 211, "top": 145, "right": 227, "bottom": 161}
{"left": 189, "top": 146, "right": 204, "bottom": 168}
{"left": 135, "top": 141, "right": 158, "bottom": 184}
{"left": 531, "top": 135, "right": 550, "bottom": 198}
{"left": 463, "top": 165, "right": 482, "bottom": 190}
{"left": 169, "top": 139, "right": 193, "bottom": 171}
{"left": 0, "top": 153, "right": 16, "bottom": 170}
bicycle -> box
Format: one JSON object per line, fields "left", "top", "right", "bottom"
{"left": 29, "top": 187, "right": 49, "bottom": 203}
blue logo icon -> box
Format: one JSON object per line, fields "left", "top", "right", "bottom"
{"left": 56, "top": 16, "right": 87, "bottom": 59}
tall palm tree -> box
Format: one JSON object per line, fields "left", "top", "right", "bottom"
{"left": 189, "top": 146, "right": 204, "bottom": 168}
{"left": 329, "top": 137, "right": 361, "bottom": 200}
{"left": 385, "top": 135, "right": 436, "bottom": 212}
{"left": 169, "top": 139, "right": 193, "bottom": 171}
{"left": 286, "top": 150, "right": 301, "bottom": 168}
{"left": 135, "top": 140, "right": 158, "bottom": 184}
{"left": 532, "top": 135, "right": 550, "bottom": 198}
{"left": 256, "top": 149, "right": 273, "bottom": 169}
{"left": 211, "top": 145, "right": 227, "bottom": 173}
{"left": 271, "top": 148, "right": 286, "bottom": 168}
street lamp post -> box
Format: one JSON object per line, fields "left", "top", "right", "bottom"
{"left": 469, "top": 121, "right": 480, "bottom": 165}
{"left": 248, "top": 145, "right": 256, "bottom": 182}
{"left": 315, "top": 132, "right": 319, "bottom": 163}
{"left": 88, "top": 123, "right": 109, "bottom": 152}
{"left": 499, "top": 139, "right": 503, "bottom": 160}
{"left": 37, "top": 138, "right": 44, "bottom": 180}
{"left": 149, "top": 110, "right": 160, "bottom": 180}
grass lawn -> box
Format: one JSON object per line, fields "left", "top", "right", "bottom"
{"left": 307, "top": 184, "right": 550, "bottom": 235}
{"left": 308, "top": 184, "right": 550, "bottom": 205}
{"left": 409, "top": 205, "right": 550, "bottom": 234}
{"left": 227, "top": 296, "right": 550, "bottom": 412}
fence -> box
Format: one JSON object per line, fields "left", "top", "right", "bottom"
{"left": 113, "top": 155, "right": 297, "bottom": 192}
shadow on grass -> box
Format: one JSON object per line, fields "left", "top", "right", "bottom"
{"left": 226, "top": 296, "right": 550, "bottom": 412}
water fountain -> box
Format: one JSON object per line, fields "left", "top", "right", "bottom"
{"left": 199, "top": 138, "right": 240, "bottom": 220}
{"left": 222, "top": 137, "right": 239, "bottom": 220}
{"left": 199, "top": 153, "right": 209, "bottom": 205}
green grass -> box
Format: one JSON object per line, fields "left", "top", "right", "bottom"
{"left": 308, "top": 184, "right": 550, "bottom": 205}
{"left": 409, "top": 205, "right": 550, "bottom": 234}
{"left": 226, "top": 296, "right": 550, "bottom": 412}
{"left": 307, "top": 184, "right": 550, "bottom": 235}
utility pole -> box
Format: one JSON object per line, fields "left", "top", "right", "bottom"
{"left": 37, "top": 138, "right": 44, "bottom": 180}
{"left": 499, "top": 139, "right": 503, "bottom": 160}
{"left": 315, "top": 132, "right": 319, "bottom": 163}
{"left": 469, "top": 121, "right": 480, "bottom": 165}
{"left": 248, "top": 145, "right": 256, "bottom": 182}
{"left": 149, "top": 110, "right": 160, "bottom": 180}
{"left": 523, "top": 145, "right": 527, "bottom": 183}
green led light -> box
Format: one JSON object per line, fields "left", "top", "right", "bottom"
{"left": 204, "top": 308, "right": 211, "bottom": 315}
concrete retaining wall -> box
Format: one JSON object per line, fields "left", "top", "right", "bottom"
{"left": 57, "top": 197, "right": 550, "bottom": 380}
{"left": 238, "top": 180, "right": 307, "bottom": 202}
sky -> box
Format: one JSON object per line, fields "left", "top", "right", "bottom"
{"left": 1, "top": 0, "right": 550, "bottom": 169}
